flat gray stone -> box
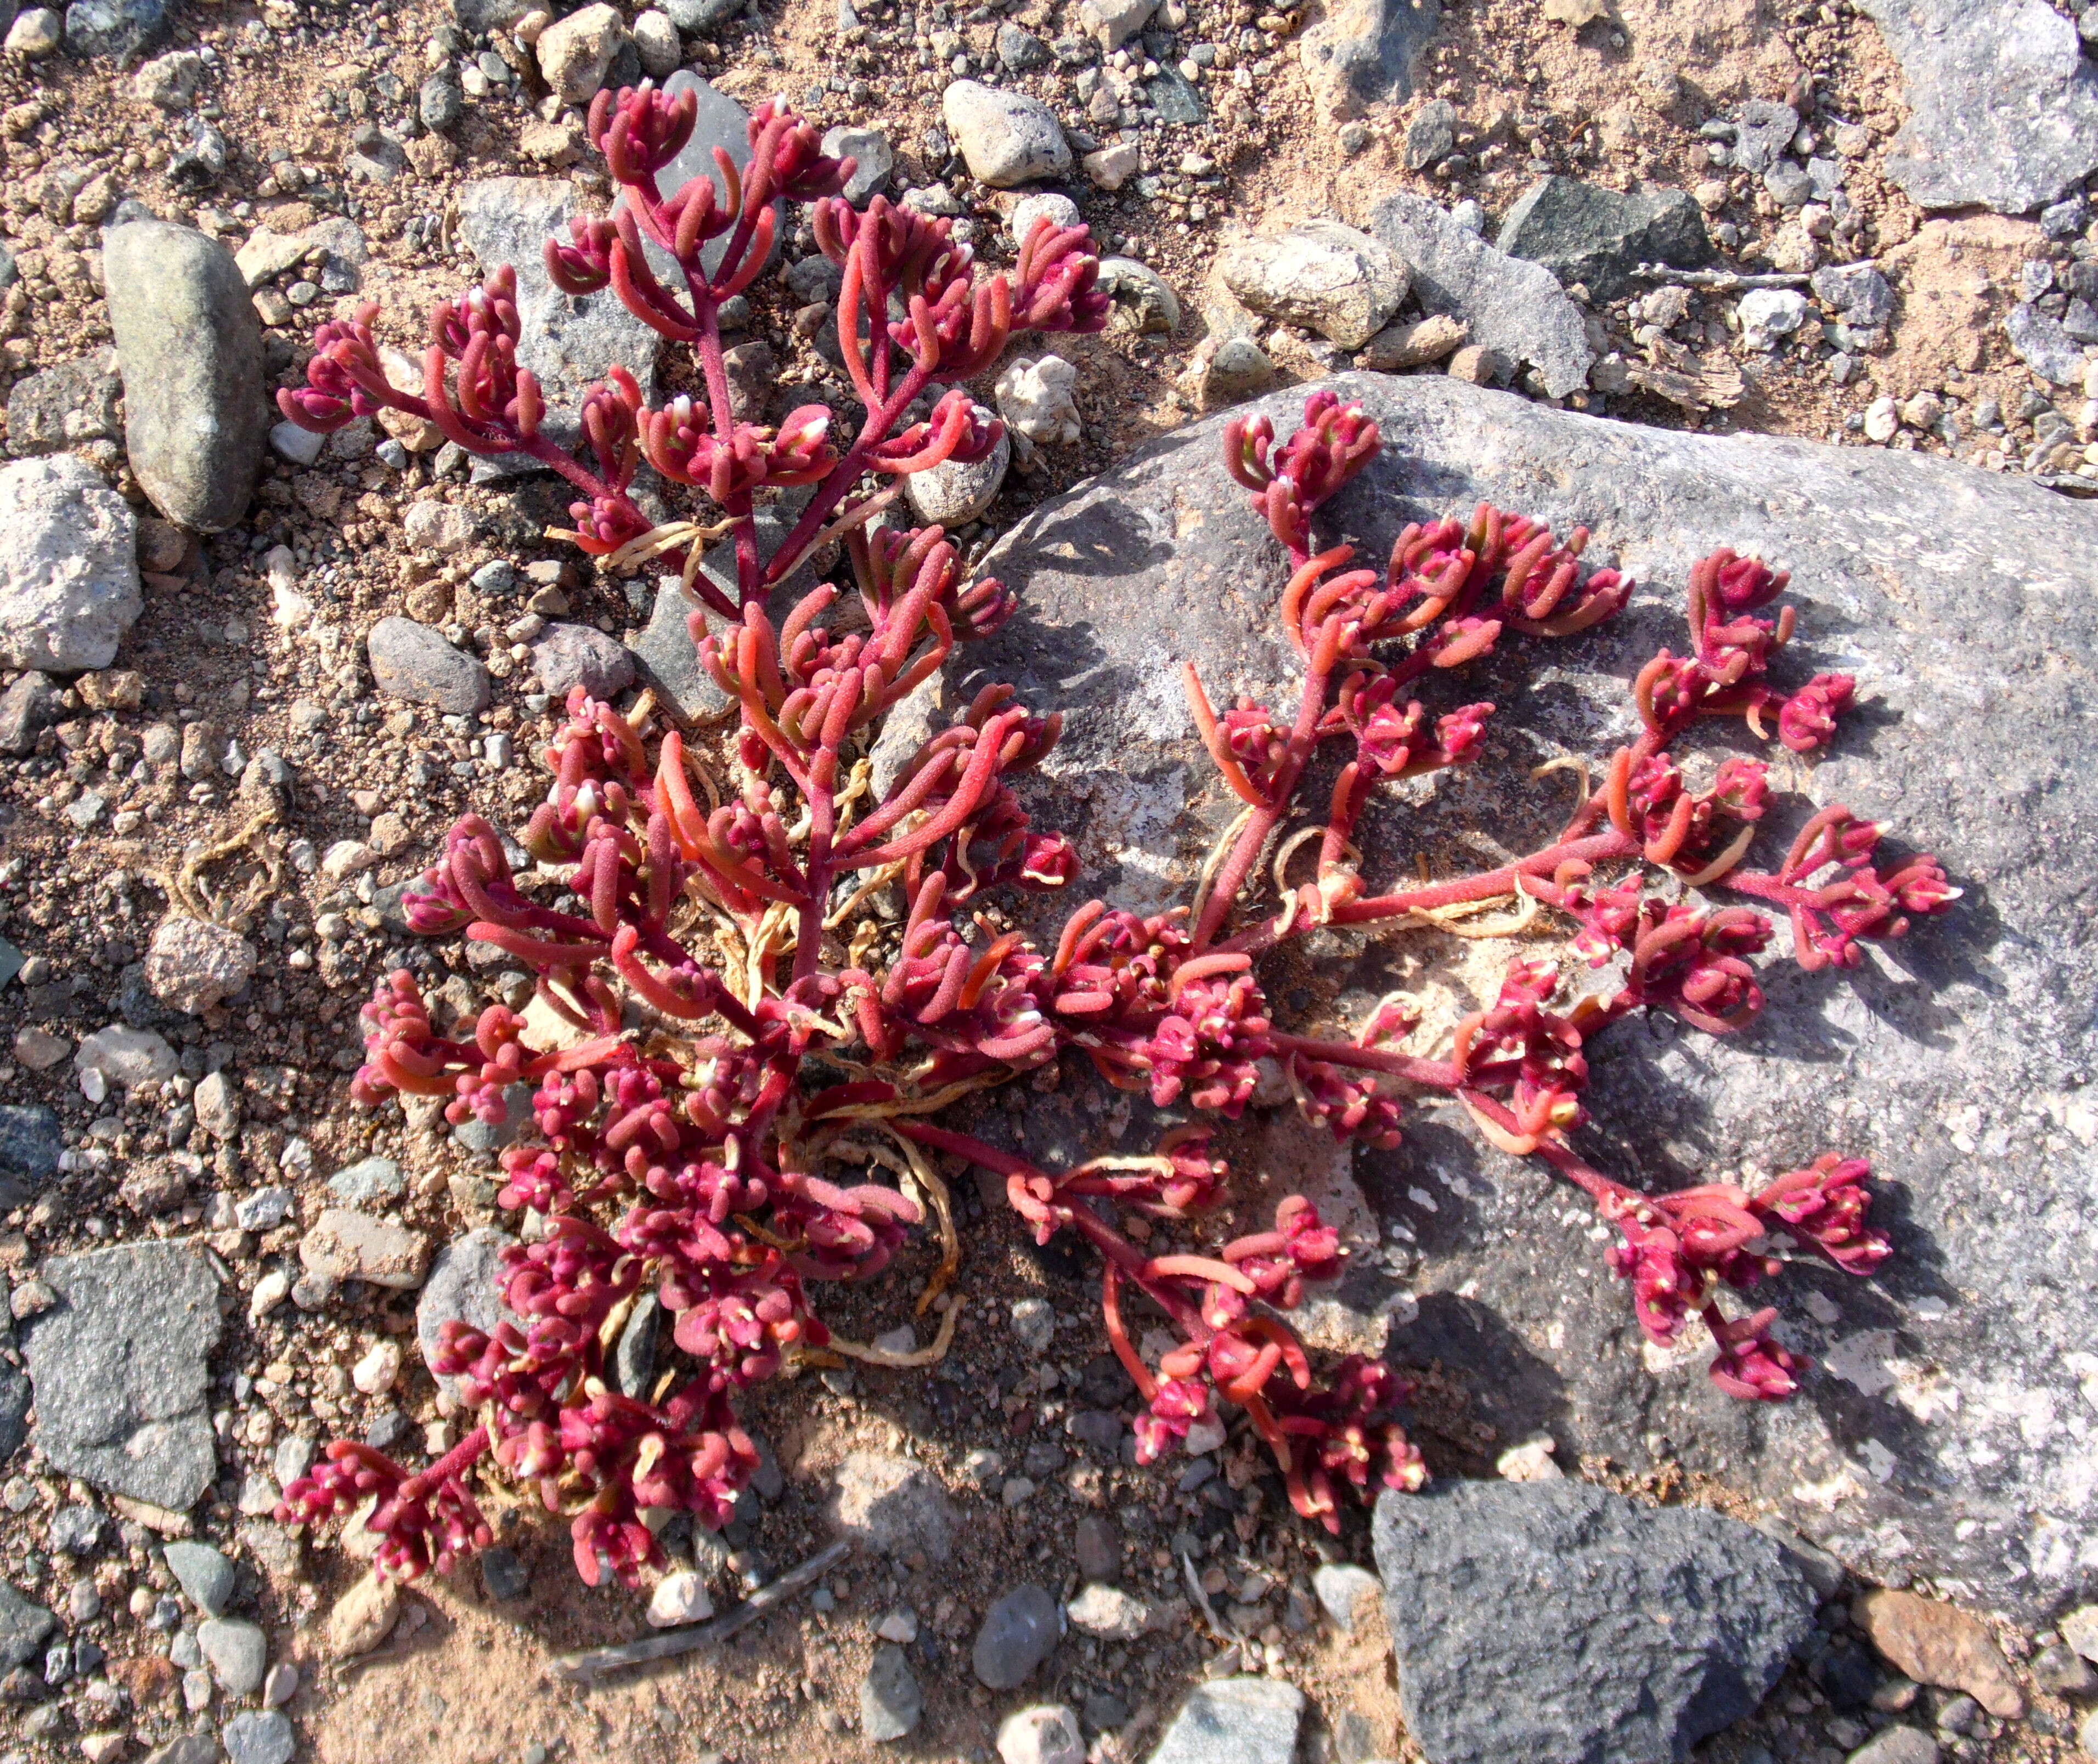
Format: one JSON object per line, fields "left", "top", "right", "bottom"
{"left": 415, "top": 1226, "right": 516, "bottom": 1399}
{"left": 0, "top": 1580, "right": 54, "bottom": 1670}
{"left": 222, "top": 1709, "right": 294, "bottom": 1764}
{"left": 1493, "top": 174, "right": 1714, "bottom": 301}
{"left": 103, "top": 222, "right": 266, "bottom": 533}
{"left": 328, "top": 1155, "right": 405, "bottom": 1207}
{"left": 21, "top": 1242, "right": 222, "bottom": 1509}
{"left": 199, "top": 1616, "right": 268, "bottom": 1696}
{"left": 367, "top": 616, "right": 492, "bottom": 715}
{"left": 2005, "top": 299, "right": 2093, "bottom": 385}
{"left": 634, "top": 576, "right": 735, "bottom": 722}
{"left": 1296, "top": 0, "right": 1440, "bottom": 116}
{"left": 1370, "top": 193, "right": 1594, "bottom": 396}
{"left": 972, "top": 1583, "right": 1060, "bottom": 1688}
{"left": 163, "top": 1541, "right": 236, "bottom": 1618}
{"left": 860, "top": 1641, "right": 923, "bottom": 1740}
{"left": 0, "top": 456, "right": 142, "bottom": 672}
{"left": 643, "top": 74, "right": 774, "bottom": 285}
{"left": 65, "top": 0, "right": 167, "bottom": 56}
{"left": 1858, "top": 0, "right": 2098, "bottom": 212}
{"left": 5, "top": 348, "right": 122, "bottom": 455}
{"left": 456, "top": 178, "right": 662, "bottom": 464}
{"left": 1373, "top": 1482, "right": 1814, "bottom": 1764}
{"left": 0, "top": 1105, "right": 62, "bottom": 1179}
{"left": 944, "top": 372, "right": 2098, "bottom": 1618}
{"left": 531, "top": 620, "right": 636, "bottom": 699}
{"left": 1148, "top": 1677, "right": 1305, "bottom": 1764}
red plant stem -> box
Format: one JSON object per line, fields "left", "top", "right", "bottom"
{"left": 1457, "top": 1089, "right": 1621, "bottom": 1208}
{"left": 1266, "top": 1030, "right": 1460, "bottom": 1090}
{"left": 895, "top": 1122, "right": 1210, "bottom": 1338}
{"left": 1191, "top": 635, "right": 1342, "bottom": 951}
{"left": 400, "top": 1424, "right": 490, "bottom": 1501}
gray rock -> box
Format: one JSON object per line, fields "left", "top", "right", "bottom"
{"left": 1811, "top": 262, "right": 1896, "bottom": 327}
{"left": 64, "top": 0, "right": 165, "bottom": 56}
{"left": 299, "top": 1209, "right": 428, "bottom": 1290}
{"left": 49, "top": 1502, "right": 102, "bottom": 1554}
{"left": 328, "top": 1155, "right": 405, "bottom": 1207}
{"left": 1149, "top": 1677, "right": 1305, "bottom": 1764}
{"left": 0, "top": 1581, "right": 53, "bottom": 1670}
{"left": 0, "top": 671, "right": 59, "bottom": 756}
{"left": 20, "top": 1242, "right": 221, "bottom": 1509}
{"left": 860, "top": 1642, "right": 922, "bottom": 1740}
{"left": 660, "top": 0, "right": 743, "bottom": 28}
{"left": 1405, "top": 97, "right": 1456, "bottom": 170}
{"left": 1312, "top": 1562, "right": 1381, "bottom": 1630}
{"left": 1727, "top": 100, "right": 1800, "bottom": 174}
{"left": 1858, "top": 0, "right": 2098, "bottom": 212}
{"left": 1493, "top": 174, "right": 1715, "bottom": 301}
{"left": 941, "top": 371, "right": 2098, "bottom": 1616}
{"left": 612, "top": 1291, "right": 661, "bottom": 1398}
{"left": 145, "top": 915, "right": 256, "bottom": 1015}
{"left": 76, "top": 1024, "right": 178, "bottom": 1088}
{"left": 479, "top": 1545, "right": 529, "bottom": 1601}
{"left": 142, "top": 1740, "right": 223, "bottom": 1764}
{"left": 941, "top": 81, "right": 1073, "bottom": 188}
{"left": 0, "top": 1365, "right": 26, "bottom": 1462}
{"left": 222, "top": 1709, "right": 295, "bottom": 1764}
{"left": 1848, "top": 1729, "right": 1941, "bottom": 1764}
{"left": 826, "top": 1452, "right": 957, "bottom": 1562}
{"left": 0, "top": 1105, "right": 62, "bottom": 1179}
{"left": 634, "top": 576, "right": 736, "bottom": 722}
{"left": 1297, "top": 0, "right": 1440, "bottom": 117}
{"left": 531, "top": 621, "right": 636, "bottom": 699}
{"left": 1765, "top": 160, "right": 1816, "bottom": 208}
{"left": 367, "top": 617, "right": 493, "bottom": 715}
{"left": 419, "top": 67, "right": 464, "bottom": 133}
{"left": 638, "top": 74, "right": 779, "bottom": 286}
{"left": 1098, "top": 257, "right": 1181, "bottom": 335}
{"left": 0, "top": 456, "right": 142, "bottom": 672}
{"left": 1220, "top": 220, "right": 1407, "bottom": 349}
{"left": 1191, "top": 336, "right": 1276, "bottom": 408}
{"left": 415, "top": 1227, "right": 516, "bottom": 1398}
{"left": 906, "top": 426, "right": 1010, "bottom": 526}
{"left": 167, "top": 117, "right": 229, "bottom": 190}
{"left": 972, "top": 1583, "right": 1059, "bottom": 1688}
{"left": 1370, "top": 192, "right": 1594, "bottom": 396}
{"left": 822, "top": 125, "right": 894, "bottom": 203}
{"left": 456, "top": 178, "right": 662, "bottom": 463}
{"left": 2005, "top": 300, "right": 2091, "bottom": 384}
{"left": 103, "top": 222, "right": 266, "bottom": 533}
{"left": 1373, "top": 1482, "right": 1814, "bottom": 1764}
{"left": 162, "top": 1542, "right": 236, "bottom": 1618}
{"left": 1145, "top": 64, "right": 1205, "bottom": 125}
{"left": 199, "top": 1617, "right": 267, "bottom": 1696}
{"left": 6, "top": 348, "right": 123, "bottom": 455}
{"left": 997, "top": 21, "right": 1051, "bottom": 68}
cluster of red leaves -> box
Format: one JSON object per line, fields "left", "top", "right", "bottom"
{"left": 276, "top": 86, "right": 1954, "bottom": 1593}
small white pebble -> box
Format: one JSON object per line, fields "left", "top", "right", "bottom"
{"left": 351, "top": 1340, "right": 402, "bottom": 1396}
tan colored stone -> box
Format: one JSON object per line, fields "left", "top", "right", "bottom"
{"left": 325, "top": 1570, "right": 400, "bottom": 1659}
{"left": 1358, "top": 313, "right": 1469, "bottom": 371}
{"left": 1854, "top": 1588, "right": 2023, "bottom": 1717}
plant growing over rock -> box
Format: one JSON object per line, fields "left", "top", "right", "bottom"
{"left": 273, "top": 86, "right": 1956, "bottom": 1591}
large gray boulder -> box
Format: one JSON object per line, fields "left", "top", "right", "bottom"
{"left": 103, "top": 222, "right": 266, "bottom": 533}
{"left": 1858, "top": 0, "right": 2098, "bottom": 213}
{"left": 944, "top": 372, "right": 2098, "bottom": 1619}
{"left": 21, "top": 1242, "right": 223, "bottom": 1509}
{"left": 1372, "top": 1481, "right": 1815, "bottom": 1764}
